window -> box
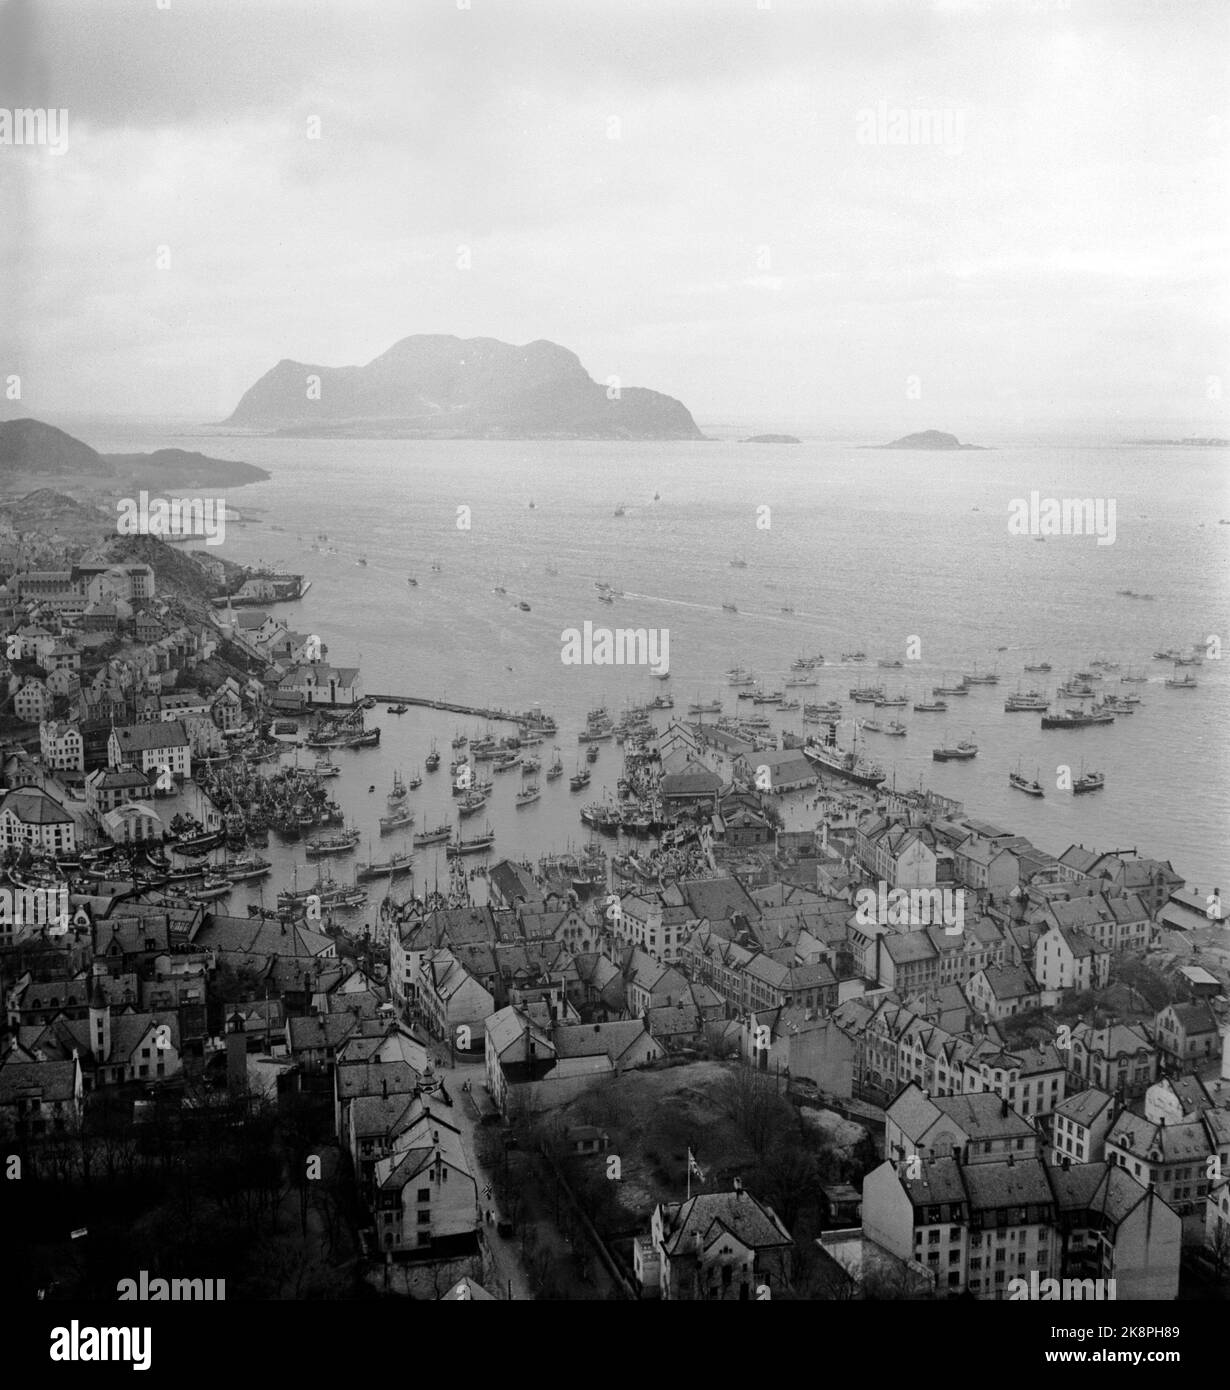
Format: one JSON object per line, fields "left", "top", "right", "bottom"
{"left": 418, "top": 1188, "right": 430, "bottom": 1202}
{"left": 417, "top": 1211, "right": 430, "bottom": 1225}
{"left": 928, "top": 1229, "right": 941, "bottom": 1245}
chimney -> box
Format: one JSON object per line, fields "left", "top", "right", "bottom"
{"left": 733, "top": 1176, "right": 743, "bottom": 1195}
{"left": 1001, "top": 1097, "right": 1009, "bottom": 1117}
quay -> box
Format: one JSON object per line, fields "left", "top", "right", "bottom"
{"left": 367, "top": 693, "right": 546, "bottom": 726}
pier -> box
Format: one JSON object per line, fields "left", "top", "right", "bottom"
{"left": 367, "top": 694, "right": 547, "bottom": 726}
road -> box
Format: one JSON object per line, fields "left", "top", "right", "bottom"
{"left": 432, "top": 1051, "right": 535, "bottom": 1301}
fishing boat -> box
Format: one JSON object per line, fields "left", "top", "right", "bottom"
{"left": 312, "top": 750, "right": 341, "bottom": 778}
{"left": 877, "top": 658, "right": 904, "bottom": 669}
{"left": 1057, "top": 679, "right": 1097, "bottom": 698}
{"left": 776, "top": 699, "right": 800, "bottom": 712}
{"left": 378, "top": 807, "right": 415, "bottom": 833}
{"left": 357, "top": 848, "right": 414, "bottom": 880}
{"left": 387, "top": 770, "right": 408, "bottom": 807}
{"left": 546, "top": 749, "right": 564, "bottom": 781}
{"left": 841, "top": 651, "right": 867, "bottom": 662}
{"left": 849, "top": 684, "right": 886, "bottom": 703}
{"left": 1004, "top": 690, "right": 1050, "bottom": 711}
{"left": 721, "top": 602, "right": 738, "bottom": 613}
{"left": 1119, "top": 669, "right": 1147, "bottom": 683}
{"left": 1097, "top": 695, "right": 1135, "bottom": 715}
{"left": 457, "top": 790, "right": 489, "bottom": 817}
{"left": 190, "top": 873, "right": 234, "bottom": 902}
{"left": 933, "top": 740, "right": 977, "bottom": 761}
{"left": 727, "top": 666, "right": 756, "bottom": 686}
{"left": 305, "top": 826, "right": 360, "bottom": 857}
{"left": 874, "top": 693, "right": 908, "bottom": 708}
{"left": 1153, "top": 648, "right": 1183, "bottom": 661}
{"left": 779, "top": 604, "right": 795, "bottom": 614}
{"left": 515, "top": 784, "right": 541, "bottom": 807}
{"left": 221, "top": 853, "right": 272, "bottom": 881}
{"left": 1073, "top": 768, "right": 1105, "bottom": 794}
{"left": 962, "top": 669, "right": 999, "bottom": 685}
{"left": 389, "top": 703, "right": 408, "bottom": 714}
{"left": 586, "top": 743, "right": 599, "bottom": 764}
{"left": 785, "top": 673, "right": 819, "bottom": 688}
{"left": 521, "top": 755, "right": 541, "bottom": 774}
{"left": 493, "top": 751, "right": 521, "bottom": 772}
{"left": 172, "top": 828, "right": 225, "bottom": 854}
{"left": 570, "top": 766, "right": 591, "bottom": 791}
{"left": 913, "top": 699, "right": 947, "bottom": 712}
{"left": 753, "top": 689, "right": 785, "bottom": 704}
{"left": 650, "top": 692, "right": 673, "bottom": 707}
{"left": 425, "top": 741, "right": 441, "bottom": 771}
{"left": 412, "top": 822, "right": 451, "bottom": 847}
{"left": 451, "top": 732, "right": 468, "bottom": 748}
{"left": 1009, "top": 766, "right": 1045, "bottom": 797}
{"left": 407, "top": 577, "right": 418, "bottom": 587}
{"left": 519, "top": 601, "right": 531, "bottom": 612}
{"left": 883, "top": 719, "right": 907, "bottom": 736}
{"left": 688, "top": 700, "right": 722, "bottom": 715}
{"left": 614, "top": 504, "right": 626, "bottom": 517}
{"left": 1041, "top": 707, "right": 1115, "bottom": 728}
{"left": 1164, "top": 671, "right": 1198, "bottom": 689}
{"left": 729, "top": 557, "right": 748, "bottom": 568}
{"left": 446, "top": 824, "right": 495, "bottom": 857}
{"left": 933, "top": 682, "right": 969, "bottom": 697}
{"left": 407, "top": 767, "right": 423, "bottom": 790}
{"left": 860, "top": 718, "right": 885, "bottom": 733}
{"left": 1023, "top": 661, "right": 1052, "bottom": 673}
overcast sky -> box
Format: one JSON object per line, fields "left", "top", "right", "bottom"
{"left": 1, "top": 0, "right": 1226, "bottom": 434}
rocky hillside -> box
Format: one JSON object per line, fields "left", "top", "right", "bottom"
{"left": 226, "top": 334, "right": 704, "bottom": 440}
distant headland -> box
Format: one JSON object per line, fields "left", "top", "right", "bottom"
{"left": 868, "top": 430, "right": 988, "bottom": 450}
{"left": 225, "top": 334, "right": 705, "bottom": 441}
{"left": 741, "top": 433, "right": 800, "bottom": 444}
{"left": 0, "top": 418, "right": 269, "bottom": 493}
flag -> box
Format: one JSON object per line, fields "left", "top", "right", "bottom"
{"left": 687, "top": 1148, "right": 705, "bottom": 1182}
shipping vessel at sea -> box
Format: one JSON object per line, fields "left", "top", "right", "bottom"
{"left": 1041, "top": 706, "right": 1115, "bottom": 729}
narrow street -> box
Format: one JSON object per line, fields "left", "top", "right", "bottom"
{"left": 432, "top": 1051, "right": 535, "bottom": 1301}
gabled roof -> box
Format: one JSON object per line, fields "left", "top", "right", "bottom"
{"left": 1052, "top": 1087, "right": 1114, "bottom": 1128}
{"left": 554, "top": 1019, "right": 660, "bottom": 1063}
{"left": 659, "top": 1189, "right": 793, "bottom": 1257}
{"left": 110, "top": 720, "right": 189, "bottom": 751}
{"left": 961, "top": 1158, "right": 1053, "bottom": 1211}
{"left": 0, "top": 787, "right": 73, "bottom": 824}
{"left": 0, "top": 1057, "right": 78, "bottom": 1105}
{"left": 1160, "top": 1001, "right": 1218, "bottom": 1035}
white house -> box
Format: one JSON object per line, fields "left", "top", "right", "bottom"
{"left": 39, "top": 720, "right": 84, "bottom": 773}
{"left": 0, "top": 786, "right": 77, "bottom": 855}
{"left": 1034, "top": 922, "right": 1112, "bottom": 993}
{"left": 108, "top": 721, "right": 192, "bottom": 779}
